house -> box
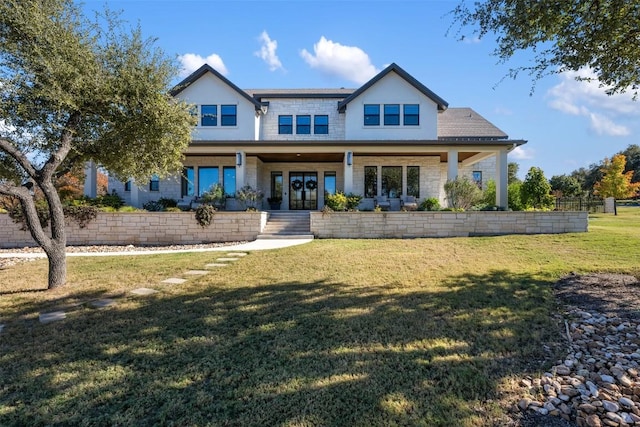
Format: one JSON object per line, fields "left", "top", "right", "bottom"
{"left": 105, "top": 63, "right": 526, "bottom": 210}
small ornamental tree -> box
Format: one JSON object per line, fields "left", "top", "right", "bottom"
{"left": 444, "top": 176, "right": 482, "bottom": 210}
{"left": 520, "top": 167, "right": 554, "bottom": 210}
{"left": 594, "top": 154, "right": 640, "bottom": 200}
{"left": 0, "top": 0, "right": 195, "bottom": 289}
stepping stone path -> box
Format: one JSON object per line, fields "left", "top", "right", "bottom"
{"left": 161, "top": 278, "right": 187, "bottom": 285}
{"left": 4, "top": 251, "right": 251, "bottom": 333}
{"left": 39, "top": 311, "right": 66, "bottom": 324}
{"left": 131, "top": 287, "right": 159, "bottom": 296}
{"left": 90, "top": 298, "right": 116, "bottom": 308}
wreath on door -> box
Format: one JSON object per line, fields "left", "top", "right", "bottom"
{"left": 305, "top": 180, "right": 317, "bottom": 190}
{"left": 291, "top": 179, "right": 304, "bottom": 191}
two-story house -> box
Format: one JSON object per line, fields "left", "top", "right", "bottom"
{"left": 107, "top": 63, "right": 526, "bottom": 210}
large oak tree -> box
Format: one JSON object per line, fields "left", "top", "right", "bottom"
{"left": 452, "top": 0, "right": 640, "bottom": 95}
{"left": 0, "top": 0, "right": 194, "bottom": 289}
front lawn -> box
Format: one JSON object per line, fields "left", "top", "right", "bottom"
{"left": 1, "top": 208, "right": 639, "bottom": 426}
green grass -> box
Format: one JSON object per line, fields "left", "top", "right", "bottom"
{"left": 1, "top": 208, "right": 639, "bottom": 426}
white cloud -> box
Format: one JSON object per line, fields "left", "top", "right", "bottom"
{"left": 300, "top": 36, "right": 379, "bottom": 85}
{"left": 509, "top": 146, "right": 534, "bottom": 160}
{"left": 546, "top": 69, "right": 640, "bottom": 137}
{"left": 255, "top": 31, "right": 283, "bottom": 72}
{"left": 178, "top": 53, "right": 228, "bottom": 78}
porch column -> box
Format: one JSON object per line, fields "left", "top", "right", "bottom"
{"left": 447, "top": 149, "right": 458, "bottom": 181}
{"left": 496, "top": 149, "right": 508, "bottom": 209}
{"left": 343, "top": 151, "right": 353, "bottom": 193}
{"left": 235, "top": 151, "right": 246, "bottom": 190}
{"left": 130, "top": 180, "right": 139, "bottom": 208}
{"left": 83, "top": 161, "right": 97, "bottom": 198}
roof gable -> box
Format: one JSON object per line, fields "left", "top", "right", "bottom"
{"left": 170, "top": 64, "right": 262, "bottom": 110}
{"left": 338, "top": 63, "right": 448, "bottom": 112}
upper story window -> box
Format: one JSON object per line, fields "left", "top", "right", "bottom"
{"left": 221, "top": 105, "right": 237, "bottom": 126}
{"left": 364, "top": 104, "right": 380, "bottom": 126}
{"left": 384, "top": 104, "right": 400, "bottom": 126}
{"left": 279, "top": 115, "right": 293, "bottom": 134}
{"left": 404, "top": 104, "right": 419, "bottom": 126}
{"left": 314, "top": 115, "right": 329, "bottom": 134}
{"left": 201, "top": 105, "right": 217, "bottom": 126}
{"left": 296, "top": 115, "right": 311, "bottom": 134}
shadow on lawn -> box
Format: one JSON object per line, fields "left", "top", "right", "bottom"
{"left": 0, "top": 270, "right": 562, "bottom": 427}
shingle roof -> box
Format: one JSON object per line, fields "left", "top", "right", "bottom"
{"left": 437, "top": 108, "right": 508, "bottom": 140}
{"left": 338, "top": 63, "right": 448, "bottom": 112}
{"left": 247, "top": 88, "right": 354, "bottom": 99}
{"left": 170, "top": 64, "right": 262, "bottom": 110}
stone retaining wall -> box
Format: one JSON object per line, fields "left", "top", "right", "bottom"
{"left": 0, "top": 212, "right": 268, "bottom": 248}
{"left": 310, "top": 211, "right": 588, "bottom": 238}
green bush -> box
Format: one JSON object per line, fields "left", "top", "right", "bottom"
{"left": 236, "top": 185, "right": 264, "bottom": 210}
{"left": 345, "top": 193, "right": 363, "bottom": 211}
{"left": 63, "top": 205, "right": 98, "bottom": 228}
{"left": 444, "top": 177, "right": 482, "bottom": 210}
{"left": 325, "top": 192, "right": 347, "bottom": 211}
{"left": 143, "top": 200, "right": 165, "bottom": 211}
{"left": 195, "top": 204, "right": 216, "bottom": 227}
{"left": 419, "top": 197, "right": 440, "bottom": 211}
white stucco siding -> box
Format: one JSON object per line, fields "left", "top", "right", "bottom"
{"left": 344, "top": 73, "right": 439, "bottom": 140}
{"left": 175, "top": 72, "right": 257, "bottom": 141}
{"left": 260, "top": 98, "right": 345, "bottom": 140}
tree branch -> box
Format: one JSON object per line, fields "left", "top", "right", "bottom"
{"left": 0, "top": 138, "right": 38, "bottom": 179}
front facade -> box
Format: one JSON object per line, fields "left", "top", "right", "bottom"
{"left": 107, "top": 63, "right": 526, "bottom": 210}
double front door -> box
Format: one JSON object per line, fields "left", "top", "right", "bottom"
{"left": 289, "top": 172, "right": 317, "bottom": 210}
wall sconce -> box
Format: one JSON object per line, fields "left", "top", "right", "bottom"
{"left": 346, "top": 151, "right": 353, "bottom": 166}
{"left": 236, "top": 152, "right": 242, "bottom": 166}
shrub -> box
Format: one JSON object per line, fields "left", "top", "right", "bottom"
{"left": 325, "top": 192, "right": 347, "bottom": 211}
{"left": 158, "top": 197, "right": 178, "bottom": 209}
{"left": 195, "top": 204, "right": 216, "bottom": 227}
{"left": 444, "top": 177, "right": 482, "bottom": 210}
{"left": 143, "top": 200, "right": 165, "bottom": 211}
{"left": 521, "top": 167, "right": 554, "bottom": 210}
{"left": 93, "top": 193, "right": 124, "bottom": 209}
{"left": 165, "top": 207, "right": 182, "bottom": 212}
{"left": 236, "top": 185, "right": 264, "bottom": 210}
{"left": 200, "top": 183, "right": 226, "bottom": 209}
{"left": 117, "top": 206, "right": 141, "bottom": 212}
{"left": 419, "top": 197, "right": 440, "bottom": 211}
{"left": 345, "top": 193, "right": 363, "bottom": 211}
{"left": 63, "top": 205, "right": 98, "bottom": 228}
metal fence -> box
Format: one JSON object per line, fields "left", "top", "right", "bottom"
{"left": 555, "top": 197, "right": 604, "bottom": 213}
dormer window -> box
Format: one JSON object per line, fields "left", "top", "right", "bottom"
{"left": 364, "top": 104, "right": 380, "bottom": 126}
{"left": 384, "top": 104, "right": 400, "bottom": 126}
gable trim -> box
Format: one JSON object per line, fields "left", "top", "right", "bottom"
{"left": 337, "top": 63, "right": 449, "bottom": 112}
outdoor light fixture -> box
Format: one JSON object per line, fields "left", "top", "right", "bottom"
{"left": 236, "top": 152, "right": 242, "bottom": 166}
{"left": 346, "top": 151, "right": 353, "bottom": 166}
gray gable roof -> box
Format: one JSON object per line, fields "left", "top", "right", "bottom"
{"left": 337, "top": 63, "right": 448, "bottom": 112}
{"left": 438, "top": 108, "right": 508, "bottom": 140}
{"left": 170, "top": 64, "right": 262, "bottom": 110}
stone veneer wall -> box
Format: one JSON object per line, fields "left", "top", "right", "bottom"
{"left": 0, "top": 212, "right": 268, "bottom": 249}
{"left": 310, "top": 211, "right": 588, "bottom": 238}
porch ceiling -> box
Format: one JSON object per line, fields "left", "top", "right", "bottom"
{"left": 184, "top": 151, "right": 485, "bottom": 163}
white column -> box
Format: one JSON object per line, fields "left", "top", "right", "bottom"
{"left": 235, "top": 151, "right": 246, "bottom": 190}
{"left": 447, "top": 149, "right": 458, "bottom": 181}
{"left": 83, "top": 161, "right": 97, "bottom": 198}
{"left": 496, "top": 149, "right": 508, "bottom": 208}
{"left": 343, "top": 151, "right": 353, "bottom": 193}
{"left": 130, "top": 180, "right": 139, "bottom": 207}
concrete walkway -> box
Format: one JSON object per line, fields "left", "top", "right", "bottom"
{"left": 0, "top": 238, "right": 313, "bottom": 259}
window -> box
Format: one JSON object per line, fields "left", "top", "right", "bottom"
{"left": 364, "top": 166, "right": 377, "bottom": 197}
{"left": 124, "top": 180, "right": 131, "bottom": 192}
{"left": 404, "top": 104, "right": 419, "bottom": 126}
{"left": 382, "top": 166, "right": 402, "bottom": 198}
{"left": 384, "top": 104, "right": 400, "bottom": 126}
{"left": 296, "top": 115, "right": 311, "bottom": 134}
{"left": 279, "top": 115, "right": 293, "bottom": 134}
{"left": 407, "top": 166, "right": 420, "bottom": 197}
{"left": 324, "top": 172, "right": 336, "bottom": 196}
{"left": 181, "top": 167, "right": 195, "bottom": 197}
{"left": 314, "top": 115, "right": 328, "bottom": 134}
{"left": 221, "top": 105, "right": 237, "bottom": 126}
{"left": 223, "top": 166, "right": 236, "bottom": 197}
{"left": 364, "top": 104, "right": 380, "bottom": 126}
{"left": 149, "top": 175, "right": 159, "bottom": 192}
{"left": 201, "top": 105, "right": 217, "bottom": 126}
{"left": 472, "top": 171, "right": 482, "bottom": 189}
{"left": 271, "top": 172, "right": 283, "bottom": 199}
{"left": 198, "top": 167, "right": 219, "bottom": 195}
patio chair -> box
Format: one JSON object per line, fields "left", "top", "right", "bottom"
{"left": 401, "top": 195, "right": 418, "bottom": 211}
{"left": 375, "top": 195, "right": 391, "bottom": 211}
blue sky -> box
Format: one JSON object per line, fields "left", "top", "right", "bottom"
{"left": 81, "top": 0, "right": 640, "bottom": 179}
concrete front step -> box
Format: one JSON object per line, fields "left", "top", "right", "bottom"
{"left": 257, "top": 234, "right": 315, "bottom": 240}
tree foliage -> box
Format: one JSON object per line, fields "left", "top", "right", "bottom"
{"left": 549, "top": 174, "right": 583, "bottom": 198}
{"left": 593, "top": 154, "right": 640, "bottom": 199}
{"left": 452, "top": 1, "right": 640, "bottom": 96}
{"left": 520, "top": 167, "right": 554, "bottom": 210}
{"left": 0, "top": 0, "right": 195, "bottom": 288}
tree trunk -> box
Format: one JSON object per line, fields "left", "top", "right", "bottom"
{"left": 44, "top": 243, "right": 67, "bottom": 289}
